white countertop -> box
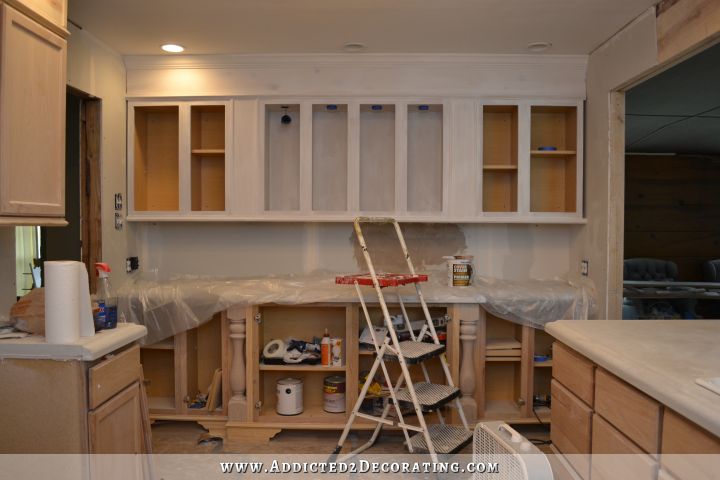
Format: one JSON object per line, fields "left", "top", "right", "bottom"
{"left": 545, "top": 320, "right": 720, "bottom": 438}
{"left": 0, "top": 323, "right": 147, "bottom": 361}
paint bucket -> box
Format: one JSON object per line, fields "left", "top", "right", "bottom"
{"left": 276, "top": 377, "right": 303, "bottom": 415}
{"left": 444, "top": 255, "right": 474, "bottom": 286}
{"left": 323, "top": 375, "right": 346, "bottom": 413}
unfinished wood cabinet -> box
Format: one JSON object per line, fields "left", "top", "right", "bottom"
{"left": 140, "top": 314, "right": 229, "bottom": 432}
{"left": 407, "top": 103, "right": 445, "bottom": 213}
{"left": 0, "top": 343, "right": 151, "bottom": 456}
{"left": 312, "top": 104, "right": 348, "bottom": 211}
{"left": 264, "top": 103, "right": 301, "bottom": 211}
{"left": 530, "top": 105, "right": 580, "bottom": 213}
{"left": 359, "top": 104, "right": 395, "bottom": 212}
{"left": 129, "top": 100, "right": 232, "bottom": 217}
{"left": 0, "top": 3, "right": 66, "bottom": 220}
{"left": 482, "top": 105, "right": 518, "bottom": 212}
{"left": 6, "top": 0, "right": 66, "bottom": 32}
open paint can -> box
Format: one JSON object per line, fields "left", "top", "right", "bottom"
{"left": 276, "top": 377, "right": 303, "bottom": 415}
{"left": 444, "top": 255, "right": 474, "bottom": 286}
{"left": 323, "top": 375, "right": 346, "bottom": 413}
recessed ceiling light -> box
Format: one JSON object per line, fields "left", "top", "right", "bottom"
{"left": 343, "top": 42, "right": 366, "bottom": 53}
{"left": 527, "top": 41, "right": 552, "bottom": 53}
{"left": 161, "top": 44, "right": 185, "bottom": 53}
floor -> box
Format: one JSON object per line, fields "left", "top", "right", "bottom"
{"left": 151, "top": 421, "right": 551, "bottom": 455}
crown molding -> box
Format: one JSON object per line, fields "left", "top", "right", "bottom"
{"left": 124, "top": 53, "right": 588, "bottom": 71}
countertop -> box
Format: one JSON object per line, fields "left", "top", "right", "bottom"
{"left": 545, "top": 320, "right": 720, "bottom": 437}
{"left": 0, "top": 323, "right": 147, "bottom": 361}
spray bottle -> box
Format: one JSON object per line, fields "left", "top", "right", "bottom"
{"left": 94, "top": 262, "right": 118, "bottom": 330}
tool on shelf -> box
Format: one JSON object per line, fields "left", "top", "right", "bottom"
{"left": 332, "top": 217, "right": 471, "bottom": 462}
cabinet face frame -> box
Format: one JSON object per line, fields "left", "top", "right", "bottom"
{"left": 127, "top": 99, "right": 233, "bottom": 218}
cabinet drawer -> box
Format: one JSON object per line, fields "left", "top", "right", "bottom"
{"left": 551, "top": 379, "right": 592, "bottom": 479}
{"left": 88, "top": 344, "right": 142, "bottom": 409}
{"left": 595, "top": 368, "right": 661, "bottom": 454}
{"left": 661, "top": 409, "right": 720, "bottom": 480}
{"left": 552, "top": 342, "right": 594, "bottom": 406}
{"left": 591, "top": 414, "right": 658, "bottom": 480}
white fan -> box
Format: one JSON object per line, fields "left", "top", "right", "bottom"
{"left": 473, "top": 422, "right": 553, "bottom": 480}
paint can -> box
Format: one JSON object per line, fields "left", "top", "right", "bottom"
{"left": 276, "top": 377, "right": 303, "bottom": 415}
{"left": 323, "top": 375, "right": 346, "bottom": 413}
{"left": 444, "top": 255, "right": 474, "bottom": 286}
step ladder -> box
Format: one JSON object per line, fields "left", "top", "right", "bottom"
{"left": 332, "top": 217, "right": 471, "bottom": 462}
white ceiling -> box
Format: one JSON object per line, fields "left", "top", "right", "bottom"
{"left": 68, "top": 0, "right": 658, "bottom": 55}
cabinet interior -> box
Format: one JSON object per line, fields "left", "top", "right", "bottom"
{"left": 407, "top": 104, "right": 443, "bottom": 212}
{"left": 530, "top": 106, "right": 577, "bottom": 213}
{"left": 312, "top": 104, "right": 348, "bottom": 211}
{"left": 265, "top": 104, "right": 301, "bottom": 211}
{"left": 360, "top": 104, "right": 396, "bottom": 212}
{"left": 483, "top": 105, "right": 518, "bottom": 212}
{"left": 191, "top": 105, "right": 225, "bottom": 212}
{"left": 133, "top": 106, "right": 179, "bottom": 211}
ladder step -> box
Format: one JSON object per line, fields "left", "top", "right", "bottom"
{"left": 409, "top": 425, "right": 473, "bottom": 455}
{"left": 393, "top": 382, "right": 461, "bottom": 412}
{"left": 385, "top": 341, "right": 445, "bottom": 365}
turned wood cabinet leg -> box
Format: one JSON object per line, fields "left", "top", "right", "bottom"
{"left": 227, "top": 306, "right": 247, "bottom": 421}
{"left": 456, "top": 304, "right": 480, "bottom": 424}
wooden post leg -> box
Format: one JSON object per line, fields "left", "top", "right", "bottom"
{"left": 227, "top": 306, "right": 247, "bottom": 422}
{"left": 458, "top": 305, "right": 480, "bottom": 424}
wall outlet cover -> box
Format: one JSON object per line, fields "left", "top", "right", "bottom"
{"left": 581, "top": 260, "right": 589, "bottom": 276}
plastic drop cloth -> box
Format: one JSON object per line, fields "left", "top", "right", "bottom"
{"left": 118, "top": 269, "right": 596, "bottom": 345}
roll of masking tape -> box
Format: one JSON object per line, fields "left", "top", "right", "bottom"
{"left": 263, "top": 339, "right": 286, "bottom": 359}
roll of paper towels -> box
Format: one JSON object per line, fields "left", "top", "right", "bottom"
{"left": 44, "top": 261, "right": 95, "bottom": 344}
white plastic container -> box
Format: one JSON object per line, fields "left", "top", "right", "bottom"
{"left": 276, "top": 377, "right": 303, "bottom": 415}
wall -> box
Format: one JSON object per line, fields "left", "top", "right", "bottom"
{"left": 573, "top": 8, "right": 659, "bottom": 319}
{"left": 0, "top": 228, "right": 16, "bottom": 322}
{"left": 66, "top": 25, "right": 135, "bottom": 281}
{"left": 625, "top": 154, "right": 720, "bottom": 281}
{"left": 123, "top": 54, "right": 584, "bottom": 287}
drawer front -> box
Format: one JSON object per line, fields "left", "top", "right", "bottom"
{"left": 552, "top": 342, "right": 595, "bottom": 406}
{"left": 88, "top": 344, "right": 142, "bottom": 409}
{"left": 661, "top": 409, "right": 720, "bottom": 480}
{"left": 592, "top": 413, "right": 658, "bottom": 480}
{"left": 595, "top": 368, "right": 661, "bottom": 454}
{"left": 551, "top": 379, "right": 592, "bottom": 479}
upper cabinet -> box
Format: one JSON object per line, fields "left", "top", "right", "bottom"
{"left": 128, "top": 100, "right": 232, "bottom": 218}
{"left": 7, "top": 0, "right": 67, "bottom": 32}
{"left": 0, "top": 3, "right": 67, "bottom": 223}
{"left": 127, "top": 97, "right": 583, "bottom": 224}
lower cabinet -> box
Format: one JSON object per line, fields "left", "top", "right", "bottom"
{"left": 0, "top": 342, "right": 152, "bottom": 478}
{"left": 552, "top": 342, "right": 720, "bottom": 480}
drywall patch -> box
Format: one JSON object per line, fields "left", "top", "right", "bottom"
{"left": 350, "top": 223, "right": 466, "bottom": 271}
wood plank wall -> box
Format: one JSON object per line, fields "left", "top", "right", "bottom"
{"left": 624, "top": 154, "right": 720, "bottom": 281}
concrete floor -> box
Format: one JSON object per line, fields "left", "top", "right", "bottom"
{"left": 151, "top": 421, "right": 551, "bottom": 455}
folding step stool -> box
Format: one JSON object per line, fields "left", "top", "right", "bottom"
{"left": 332, "top": 217, "right": 471, "bottom": 462}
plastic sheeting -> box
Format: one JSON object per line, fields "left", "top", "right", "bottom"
{"left": 118, "top": 270, "right": 596, "bottom": 345}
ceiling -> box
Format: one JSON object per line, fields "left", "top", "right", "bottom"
{"left": 68, "top": 0, "right": 657, "bottom": 55}
{"left": 626, "top": 42, "right": 720, "bottom": 155}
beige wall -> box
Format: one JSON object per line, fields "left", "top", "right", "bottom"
{"left": 574, "top": 8, "right": 659, "bottom": 318}
{"left": 66, "top": 25, "right": 135, "bottom": 282}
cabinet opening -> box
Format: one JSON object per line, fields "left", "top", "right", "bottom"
{"left": 312, "top": 104, "right": 348, "bottom": 211}
{"left": 483, "top": 106, "right": 518, "bottom": 212}
{"left": 407, "top": 104, "right": 443, "bottom": 212}
{"left": 133, "top": 106, "right": 179, "bottom": 211}
{"left": 140, "top": 348, "right": 175, "bottom": 411}
{"left": 265, "top": 104, "right": 301, "bottom": 211}
{"left": 191, "top": 105, "right": 226, "bottom": 212}
{"left": 485, "top": 362, "right": 522, "bottom": 419}
{"left": 360, "top": 104, "right": 395, "bottom": 211}
{"left": 530, "top": 106, "right": 578, "bottom": 213}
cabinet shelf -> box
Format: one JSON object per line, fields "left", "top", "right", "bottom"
{"left": 530, "top": 150, "right": 576, "bottom": 156}
{"left": 191, "top": 148, "right": 225, "bottom": 156}
{"left": 258, "top": 405, "right": 346, "bottom": 425}
{"left": 259, "top": 364, "right": 346, "bottom": 372}
{"left": 483, "top": 165, "right": 518, "bottom": 171}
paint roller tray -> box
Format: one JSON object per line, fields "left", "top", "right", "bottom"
{"left": 336, "top": 273, "right": 428, "bottom": 287}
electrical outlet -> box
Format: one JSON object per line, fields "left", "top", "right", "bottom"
{"left": 114, "top": 212, "right": 123, "bottom": 231}
{"left": 581, "top": 260, "right": 589, "bottom": 276}
{"left": 126, "top": 256, "right": 139, "bottom": 273}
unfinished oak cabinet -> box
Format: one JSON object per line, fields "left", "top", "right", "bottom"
{"left": 128, "top": 100, "right": 232, "bottom": 217}
{"left": 0, "top": 2, "right": 67, "bottom": 222}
